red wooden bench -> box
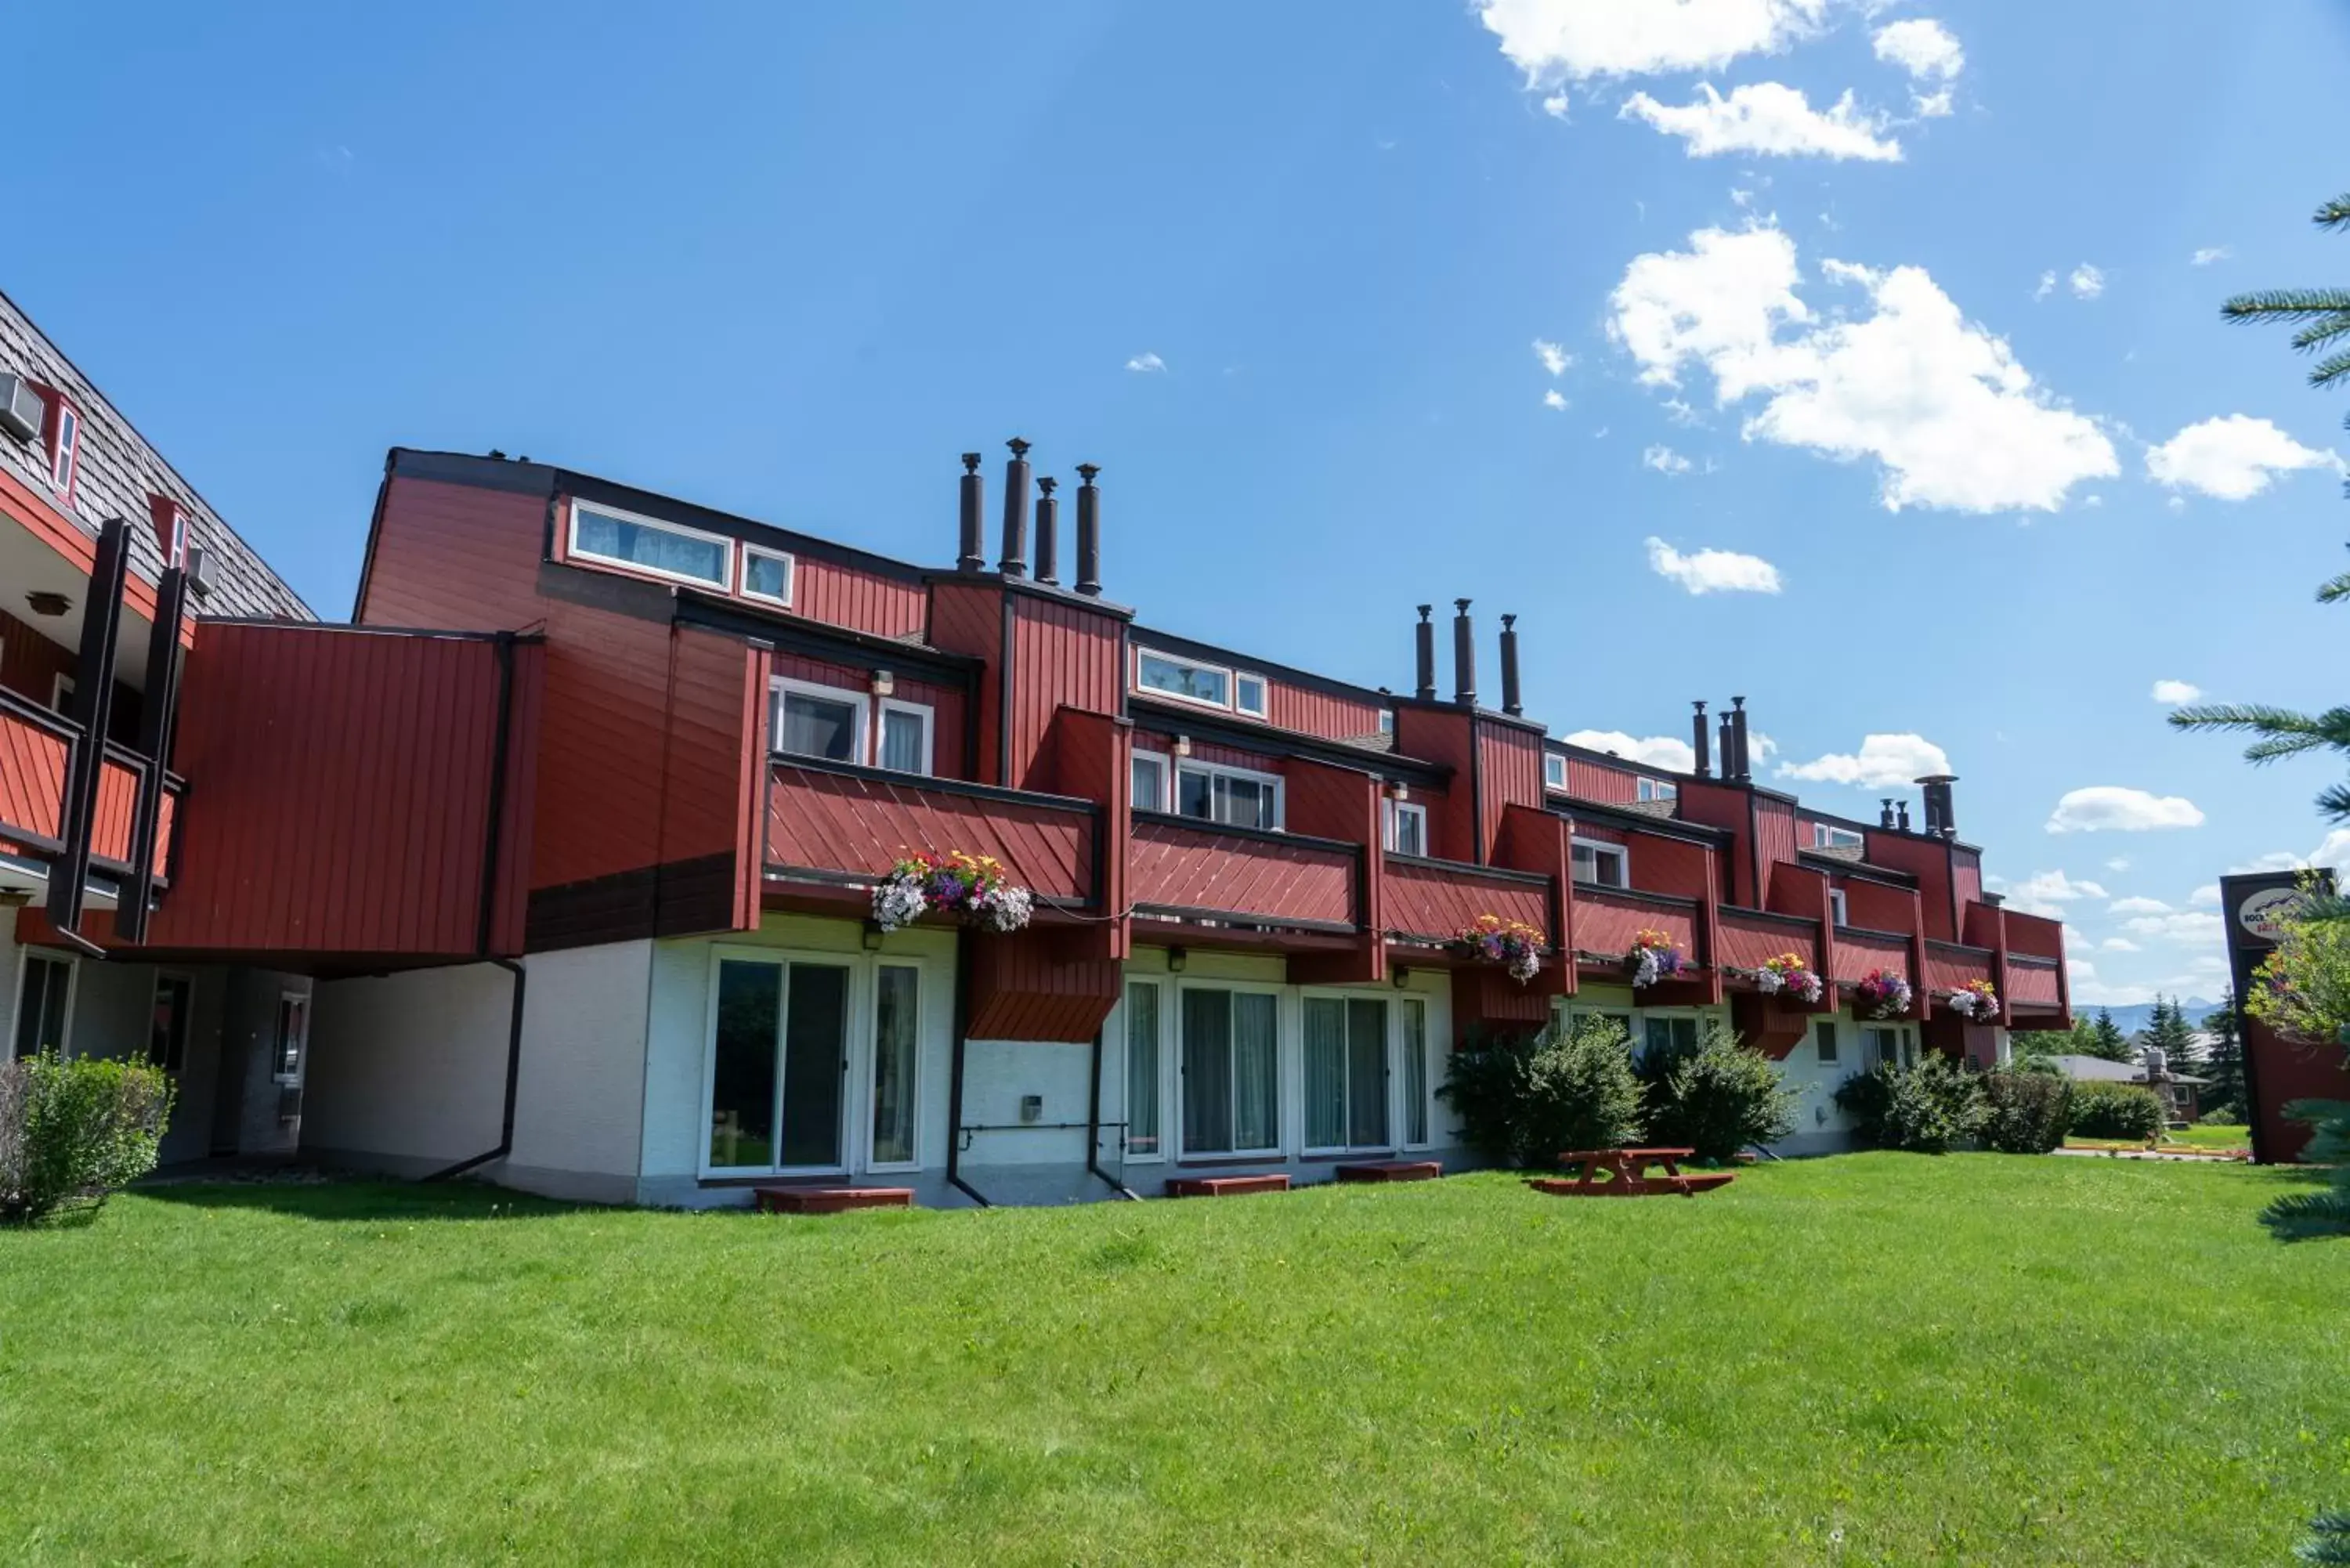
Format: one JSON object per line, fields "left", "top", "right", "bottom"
{"left": 752, "top": 1186, "right": 915, "bottom": 1215}
{"left": 1166, "top": 1173, "right": 1291, "bottom": 1199}
{"left": 1527, "top": 1147, "right": 1734, "bottom": 1199}
{"left": 1335, "top": 1160, "right": 1444, "bottom": 1183}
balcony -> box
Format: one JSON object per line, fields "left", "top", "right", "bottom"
{"left": 1716, "top": 905, "right": 1822, "bottom": 976}
{"left": 0, "top": 690, "right": 175, "bottom": 909}
{"left": 764, "top": 757, "right": 1099, "bottom": 911}
{"left": 1924, "top": 939, "right": 1995, "bottom": 998}
{"left": 1130, "top": 812, "right": 1358, "bottom": 933}
{"left": 1383, "top": 853, "right": 1548, "bottom": 943}
{"left": 1831, "top": 925, "right": 1912, "bottom": 985}
{"left": 1573, "top": 883, "right": 1699, "bottom": 966}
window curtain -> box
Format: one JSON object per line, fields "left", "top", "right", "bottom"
{"left": 1232, "top": 993, "right": 1278, "bottom": 1151}
{"left": 870, "top": 966, "right": 919, "bottom": 1165}
{"left": 1304, "top": 999, "right": 1347, "bottom": 1150}
{"left": 1181, "top": 989, "right": 1232, "bottom": 1154}
{"left": 1347, "top": 999, "right": 1387, "bottom": 1149}
{"left": 1402, "top": 999, "right": 1429, "bottom": 1145}
{"left": 880, "top": 710, "right": 924, "bottom": 772}
{"left": 1125, "top": 983, "right": 1161, "bottom": 1157}
{"left": 780, "top": 693, "right": 859, "bottom": 761}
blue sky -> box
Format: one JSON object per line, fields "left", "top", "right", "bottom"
{"left": 11, "top": 1, "right": 2350, "bottom": 1006}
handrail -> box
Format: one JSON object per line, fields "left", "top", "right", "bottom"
{"left": 0, "top": 687, "right": 78, "bottom": 743}
{"left": 770, "top": 752, "right": 1098, "bottom": 815}
{"left": 1383, "top": 851, "right": 1552, "bottom": 888}
{"left": 1924, "top": 938, "right": 1996, "bottom": 959}
{"left": 1577, "top": 882, "right": 1702, "bottom": 912}
{"left": 2007, "top": 952, "right": 2061, "bottom": 969}
{"left": 1131, "top": 808, "right": 1358, "bottom": 858}
{"left": 1719, "top": 905, "right": 1818, "bottom": 930}
{"left": 1833, "top": 923, "right": 1912, "bottom": 944}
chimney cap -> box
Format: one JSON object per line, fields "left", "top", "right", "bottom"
{"left": 1007, "top": 436, "right": 1031, "bottom": 457}
{"left": 1693, "top": 698, "right": 1707, "bottom": 713}
{"left": 1416, "top": 604, "right": 1432, "bottom": 620}
{"left": 1037, "top": 475, "right": 1057, "bottom": 496}
{"left": 1914, "top": 772, "right": 1958, "bottom": 786}
{"left": 961, "top": 453, "right": 982, "bottom": 473}
{"left": 1501, "top": 612, "right": 1517, "bottom": 630}
{"left": 1455, "top": 597, "right": 1472, "bottom": 613}
{"left": 1076, "top": 462, "right": 1100, "bottom": 482}
{"left": 1731, "top": 694, "right": 1746, "bottom": 710}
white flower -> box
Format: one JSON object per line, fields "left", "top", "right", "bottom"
{"left": 1756, "top": 967, "right": 1785, "bottom": 995}
{"left": 1632, "top": 948, "right": 1662, "bottom": 989}
{"left": 1507, "top": 945, "right": 1541, "bottom": 983}
{"left": 873, "top": 874, "right": 929, "bottom": 933}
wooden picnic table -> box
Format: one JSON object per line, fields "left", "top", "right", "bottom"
{"left": 1530, "top": 1147, "right": 1734, "bottom": 1199}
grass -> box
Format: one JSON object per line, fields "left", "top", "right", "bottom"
{"left": 4, "top": 1157, "right": 2348, "bottom": 1566}
{"left": 2065, "top": 1122, "right": 2253, "bottom": 1157}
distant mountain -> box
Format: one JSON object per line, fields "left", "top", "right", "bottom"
{"left": 2068, "top": 999, "right": 2223, "bottom": 1038}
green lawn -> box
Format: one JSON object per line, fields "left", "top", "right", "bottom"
{"left": 4, "top": 1158, "right": 2347, "bottom": 1566}
{"left": 2171, "top": 1122, "right": 2254, "bottom": 1152}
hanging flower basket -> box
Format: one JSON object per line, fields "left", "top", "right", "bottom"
{"left": 1755, "top": 951, "right": 1824, "bottom": 1004}
{"left": 873, "top": 851, "right": 1035, "bottom": 934}
{"left": 1453, "top": 915, "right": 1546, "bottom": 985}
{"left": 1853, "top": 966, "right": 1913, "bottom": 1021}
{"left": 1947, "top": 977, "right": 2000, "bottom": 1021}
{"left": 1625, "top": 927, "right": 1686, "bottom": 990}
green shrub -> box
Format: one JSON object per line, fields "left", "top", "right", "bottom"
{"left": 1638, "top": 1020, "right": 1798, "bottom": 1162}
{"left": 1440, "top": 1017, "right": 1643, "bottom": 1169}
{"left": 1834, "top": 1052, "right": 1987, "bottom": 1154}
{"left": 1981, "top": 1069, "right": 2072, "bottom": 1154}
{"left": 2067, "top": 1080, "right": 2167, "bottom": 1142}
{"left": 0, "top": 1053, "right": 174, "bottom": 1227}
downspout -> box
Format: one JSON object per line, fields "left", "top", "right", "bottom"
{"left": 1086, "top": 1024, "right": 1140, "bottom": 1200}
{"left": 945, "top": 933, "right": 992, "bottom": 1207}
{"left": 425, "top": 958, "right": 526, "bottom": 1183}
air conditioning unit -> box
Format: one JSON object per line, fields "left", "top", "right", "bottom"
{"left": 0, "top": 374, "right": 43, "bottom": 443}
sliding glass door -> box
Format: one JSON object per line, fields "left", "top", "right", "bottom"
{"left": 708, "top": 957, "right": 851, "bottom": 1173}
{"left": 1180, "top": 988, "right": 1279, "bottom": 1156}
{"left": 1303, "top": 996, "right": 1390, "bottom": 1153}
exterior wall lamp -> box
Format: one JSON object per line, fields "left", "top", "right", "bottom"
{"left": 870, "top": 669, "right": 895, "bottom": 698}
{"left": 1173, "top": 735, "right": 1191, "bottom": 760}
{"left": 1168, "top": 946, "right": 1188, "bottom": 973}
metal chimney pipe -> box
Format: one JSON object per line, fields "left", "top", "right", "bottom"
{"left": 1730, "top": 695, "right": 1751, "bottom": 782}
{"left": 1033, "top": 477, "right": 1059, "bottom": 585}
{"left": 1691, "top": 700, "right": 1711, "bottom": 779}
{"left": 1897, "top": 800, "right": 1913, "bottom": 832}
{"left": 1074, "top": 464, "right": 1102, "bottom": 595}
{"left": 998, "top": 438, "right": 1031, "bottom": 577}
{"left": 1451, "top": 599, "right": 1477, "bottom": 707}
{"left": 1718, "top": 711, "right": 1736, "bottom": 777}
{"left": 1413, "top": 605, "right": 1437, "bottom": 701}
{"left": 1918, "top": 774, "right": 1958, "bottom": 838}
{"left": 1880, "top": 798, "right": 1896, "bottom": 829}
{"left": 1499, "top": 614, "right": 1523, "bottom": 717}
{"left": 956, "top": 453, "right": 985, "bottom": 571}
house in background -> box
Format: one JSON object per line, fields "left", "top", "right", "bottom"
{"left": 2, "top": 295, "right": 2073, "bottom": 1205}
{"left": 2044, "top": 1053, "right": 2206, "bottom": 1125}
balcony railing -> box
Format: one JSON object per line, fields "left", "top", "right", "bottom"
{"left": 1573, "top": 884, "right": 1699, "bottom": 962}
{"left": 1717, "top": 905, "right": 1820, "bottom": 974}
{"left": 1383, "top": 853, "right": 1549, "bottom": 944}
{"left": 765, "top": 757, "right": 1097, "bottom": 908}
{"left": 1831, "top": 926, "right": 1911, "bottom": 985}
{"left": 1130, "top": 812, "right": 1358, "bottom": 932}
{"left": 0, "top": 693, "right": 70, "bottom": 854}
{"left": 1924, "top": 938, "right": 1995, "bottom": 997}
{"left": 2007, "top": 954, "right": 2063, "bottom": 1009}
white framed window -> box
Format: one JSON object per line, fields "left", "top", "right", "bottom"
{"left": 1638, "top": 776, "right": 1678, "bottom": 804}
{"left": 1567, "top": 1007, "right": 1636, "bottom": 1048}
{"left": 1131, "top": 750, "right": 1170, "bottom": 814}
{"left": 875, "top": 699, "right": 935, "bottom": 775}
{"left": 1378, "top": 710, "right": 1396, "bottom": 735}
{"left": 1401, "top": 995, "right": 1431, "bottom": 1147}
{"left": 1866, "top": 1024, "right": 1914, "bottom": 1071}
{"left": 1233, "top": 673, "right": 1269, "bottom": 719}
{"left": 1123, "top": 980, "right": 1166, "bottom": 1162}
{"left": 1571, "top": 836, "right": 1626, "bottom": 888}
{"left": 1815, "top": 1020, "right": 1839, "bottom": 1064}
{"left": 1813, "top": 822, "right": 1864, "bottom": 851}
{"left": 772, "top": 677, "right": 870, "bottom": 766}
{"left": 272, "top": 989, "right": 311, "bottom": 1085}
{"left": 741, "top": 544, "right": 794, "bottom": 606}
{"left": 47, "top": 399, "right": 80, "bottom": 501}
{"left": 1133, "top": 648, "right": 1232, "bottom": 710}
{"left": 568, "top": 499, "right": 734, "bottom": 590}
{"left": 1383, "top": 798, "right": 1428, "bottom": 858}
{"left": 1177, "top": 984, "right": 1282, "bottom": 1157}
{"left": 1176, "top": 758, "right": 1283, "bottom": 831}
{"left": 1544, "top": 753, "right": 1567, "bottom": 790}
{"left": 1641, "top": 1013, "right": 1701, "bottom": 1064}
{"left": 51, "top": 674, "right": 74, "bottom": 716}
{"left": 10, "top": 950, "right": 77, "bottom": 1059}
{"left": 1828, "top": 887, "right": 1849, "bottom": 928}
{"left": 870, "top": 963, "right": 920, "bottom": 1169}
{"left": 1302, "top": 993, "right": 1391, "bottom": 1154}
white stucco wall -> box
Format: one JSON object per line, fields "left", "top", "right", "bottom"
{"left": 306, "top": 964, "right": 515, "bottom": 1174}
{"left": 505, "top": 942, "right": 656, "bottom": 1205}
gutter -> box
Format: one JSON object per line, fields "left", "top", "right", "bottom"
{"left": 425, "top": 957, "right": 526, "bottom": 1183}
{"left": 1086, "top": 1024, "right": 1141, "bottom": 1201}
{"left": 944, "top": 934, "right": 992, "bottom": 1207}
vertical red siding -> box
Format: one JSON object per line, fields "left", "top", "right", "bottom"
{"left": 1752, "top": 793, "right": 1799, "bottom": 907}
{"left": 1264, "top": 680, "right": 1385, "bottom": 742}
{"left": 1864, "top": 831, "right": 1961, "bottom": 941}
{"left": 1565, "top": 757, "right": 1642, "bottom": 804}
{"left": 1674, "top": 779, "right": 1754, "bottom": 905}
{"left": 1007, "top": 594, "right": 1123, "bottom": 793}
{"left": 926, "top": 580, "right": 1003, "bottom": 784}
{"left": 789, "top": 556, "right": 927, "bottom": 640}
{"left": 1475, "top": 719, "right": 1545, "bottom": 867}
{"left": 0, "top": 706, "right": 67, "bottom": 845}
{"left": 1393, "top": 705, "right": 1475, "bottom": 862}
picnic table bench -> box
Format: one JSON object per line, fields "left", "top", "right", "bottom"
{"left": 1526, "top": 1147, "right": 1734, "bottom": 1199}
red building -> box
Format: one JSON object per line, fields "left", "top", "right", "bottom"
{"left": 4, "top": 300, "right": 2071, "bottom": 1204}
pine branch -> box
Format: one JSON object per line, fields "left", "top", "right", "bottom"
{"left": 2167, "top": 702, "right": 2330, "bottom": 750}
{"left": 2225, "top": 288, "right": 2350, "bottom": 323}
{"left": 2319, "top": 779, "right": 2350, "bottom": 825}
{"left": 2313, "top": 348, "right": 2350, "bottom": 390}
{"left": 2302, "top": 1512, "right": 2350, "bottom": 1566}
{"left": 2291, "top": 313, "right": 2350, "bottom": 355}
{"left": 2318, "top": 193, "right": 2350, "bottom": 232}
{"left": 2259, "top": 1187, "right": 2350, "bottom": 1241}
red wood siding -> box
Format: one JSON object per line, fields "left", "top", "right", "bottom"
{"left": 2004, "top": 910, "right": 2063, "bottom": 960}
{"left": 1863, "top": 831, "right": 1960, "bottom": 941}
{"left": 1383, "top": 859, "right": 1547, "bottom": 943}
{"left": 1839, "top": 876, "right": 1914, "bottom": 934}
{"left": 1717, "top": 909, "right": 1819, "bottom": 973}
{"left": 1925, "top": 940, "right": 1993, "bottom": 995}
{"left": 145, "top": 624, "right": 527, "bottom": 958}
{"left": 1007, "top": 594, "right": 1123, "bottom": 792}
{"left": 1753, "top": 793, "right": 1799, "bottom": 905}
{"left": 1573, "top": 887, "right": 1696, "bottom": 961}
{"left": 765, "top": 763, "right": 1094, "bottom": 904}
{"left": 1831, "top": 930, "right": 1911, "bottom": 985}
{"left": 1129, "top": 818, "right": 1353, "bottom": 927}
{"left": 1625, "top": 830, "right": 1712, "bottom": 902}
{"left": 2006, "top": 956, "right": 2061, "bottom": 1007}
{"left": 90, "top": 756, "right": 137, "bottom": 867}
{"left": 1674, "top": 779, "right": 1755, "bottom": 905}
{"left": 964, "top": 929, "right": 1121, "bottom": 1042}
{"left": 1452, "top": 963, "right": 1551, "bottom": 1030}
{"left": 1476, "top": 720, "right": 1545, "bottom": 868}
{"left": 1393, "top": 705, "right": 1475, "bottom": 862}
{"left": 1049, "top": 707, "right": 1130, "bottom": 962}
{"left": 0, "top": 705, "right": 67, "bottom": 845}
{"left": 1566, "top": 757, "right": 1641, "bottom": 804}
{"left": 787, "top": 555, "right": 927, "bottom": 640}
{"left": 0, "top": 609, "right": 74, "bottom": 711}
{"left": 925, "top": 580, "right": 1003, "bottom": 784}
{"left": 1264, "top": 679, "right": 1385, "bottom": 742}
{"left": 770, "top": 651, "right": 967, "bottom": 783}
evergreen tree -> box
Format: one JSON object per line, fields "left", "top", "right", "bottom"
{"left": 2200, "top": 991, "right": 2247, "bottom": 1119}
{"left": 2086, "top": 1008, "right": 2134, "bottom": 1063}
{"left": 2147, "top": 995, "right": 2199, "bottom": 1072}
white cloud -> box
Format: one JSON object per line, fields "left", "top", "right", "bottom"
{"left": 2123, "top": 910, "right": 2226, "bottom": 945}
{"left": 2105, "top": 858, "right": 2131, "bottom": 873}
{"left": 2189, "top": 883, "right": 2221, "bottom": 907}
{"left": 1542, "top": 91, "right": 1571, "bottom": 118}
{"left": 2008, "top": 870, "right": 2110, "bottom": 904}
{"left": 2101, "top": 937, "right": 2142, "bottom": 952}
{"left": 2150, "top": 679, "right": 2202, "bottom": 706}
{"left": 1645, "top": 536, "right": 1783, "bottom": 594}
{"left": 1563, "top": 729, "right": 1697, "bottom": 771}
{"left": 1778, "top": 732, "right": 1950, "bottom": 789}
{"left": 2068, "top": 264, "right": 2105, "bottom": 301}
{"left": 1643, "top": 444, "right": 1694, "bottom": 474}
{"left": 2146, "top": 414, "right": 2340, "bottom": 501}
{"left": 1609, "top": 225, "right": 2117, "bottom": 512}
{"left": 1543, "top": 389, "right": 1569, "bottom": 410}
{"left": 1872, "top": 18, "right": 1963, "bottom": 79}
{"left": 2106, "top": 895, "right": 2171, "bottom": 916}
{"left": 1125, "top": 352, "right": 1166, "bottom": 374}
{"left": 2190, "top": 246, "right": 2231, "bottom": 267}
{"left": 2045, "top": 786, "right": 2205, "bottom": 834}
{"left": 1534, "top": 338, "right": 1572, "bottom": 375}
{"left": 2236, "top": 832, "right": 2350, "bottom": 878}
{"left": 2033, "top": 270, "right": 2056, "bottom": 302}
{"left": 1621, "top": 83, "right": 1902, "bottom": 161}
{"left": 1477, "top": 0, "right": 1830, "bottom": 82}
